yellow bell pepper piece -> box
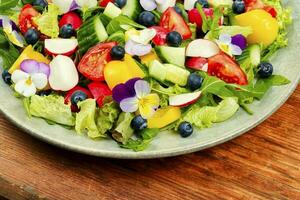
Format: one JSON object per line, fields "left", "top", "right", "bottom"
{"left": 104, "top": 54, "right": 145, "bottom": 90}
{"left": 235, "top": 10, "right": 279, "bottom": 46}
{"left": 9, "top": 45, "right": 50, "bottom": 74}
{"left": 148, "top": 106, "right": 181, "bottom": 129}
{"left": 140, "top": 51, "right": 160, "bottom": 66}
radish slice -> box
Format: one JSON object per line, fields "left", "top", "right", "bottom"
{"left": 184, "top": 0, "right": 197, "bottom": 10}
{"left": 49, "top": 55, "right": 79, "bottom": 91}
{"left": 45, "top": 38, "right": 78, "bottom": 56}
{"left": 169, "top": 91, "right": 202, "bottom": 107}
{"left": 156, "top": 0, "right": 176, "bottom": 13}
{"left": 186, "top": 39, "right": 220, "bottom": 58}
{"left": 140, "top": 0, "right": 157, "bottom": 11}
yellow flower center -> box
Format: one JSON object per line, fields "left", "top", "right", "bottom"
{"left": 25, "top": 78, "right": 32, "bottom": 86}
{"left": 220, "top": 43, "right": 229, "bottom": 53}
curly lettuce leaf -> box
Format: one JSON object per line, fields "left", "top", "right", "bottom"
{"left": 76, "top": 99, "right": 101, "bottom": 139}
{"left": 29, "top": 95, "right": 75, "bottom": 126}
{"left": 96, "top": 101, "right": 120, "bottom": 137}
{"left": 33, "top": 4, "right": 59, "bottom": 38}
{"left": 112, "top": 112, "right": 134, "bottom": 144}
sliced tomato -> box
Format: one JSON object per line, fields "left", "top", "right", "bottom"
{"left": 208, "top": 53, "right": 248, "bottom": 85}
{"left": 59, "top": 12, "right": 82, "bottom": 30}
{"left": 263, "top": 6, "right": 277, "bottom": 18}
{"left": 88, "top": 82, "right": 112, "bottom": 107}
{"left": 78, "top": 42, "right": 117, "bottom": 81}
{"left": 99, "top": 0, "right": 114, "bottom": 7}
{"left": 64, "top": 86, "right": 93, "bottom": 112}
{"left": 160, "top": 8, "right": 192, "bottom": 40}
{"left": 186, "top": 57, "right": 208, "bottom": 71}
{"left": 150, "top": 26, "right": 169, "bottom": 45}
{"left": 244, "top": 0, "right": 264, "bottom": 11}
{"left": 19, "top": 4, "right": 40, "bottom": 34}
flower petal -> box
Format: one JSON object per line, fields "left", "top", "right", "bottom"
{"left": 11, "top": 70, "right": 29, "bottom": 84}
{"left": 219, "top": 34, "right": 232, "bottom": 44}
{"left": 131, "top": 43, "right": 152, "bottom": 56}
{"left": 15, "top": 79, "right": 36, "bottom": 97}
{"left": 140, "top": 0, "right": 157, "bottom": 11}
{"left": 231, "top": 34, "right": 247, "bottom": 50}
{"left": 230, "top": 44, "right": 243, "bottom": 56}
{"left": 130, "top": 28, "right": 156, "bottom": 45}
{"left": 31, "top": 73, "right": 48, "bottom": 90}
{"left": 20, "top": 59, "right": 39, "bottom": 74}
{"left": 134, "top": 80, "right": 151, "bottom": 99}
{"left": 37, "top": 62, "right": 50, "bottom": 77}
{"left": 143, "top": 93, "right": 160, "bottom": 108}
{"left": 112, "top": 83, "right": 136, "bottom": 103}
{"left": 120, "top": 97, "right": 139, "bottom": 113}
{"left": 139, "top": 104, "right": 156, "bottom": 119}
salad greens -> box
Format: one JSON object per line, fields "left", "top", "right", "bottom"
{"left": 0, "top": 0, "right": 293, "bottom": 151}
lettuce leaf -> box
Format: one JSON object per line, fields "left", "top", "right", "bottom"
{"left": 33, "top": 4, "right": 59, "bottom": 38}
{"left": 0, "top": 29, "right": 20, "bottom": 70}
{"left": 106, "top": 15, "right": 145, "bottom": 35}
{"left": 76, "top": 99, "right": 101, "bottom": 139}
{"left": 96, "top": 101, "right": 120, "bottom": 137}
{"left": 112, "top": 112, "right": 134, "bottom": 144}
{"left": 29, "top": 95, "right": 75, "bottom": 126}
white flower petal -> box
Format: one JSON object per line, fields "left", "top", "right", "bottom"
{"left": 134, "top": 80, "right": 151, "bottom": 98}
{"left": 130, "top": 29, "right": 156, "bottom": 45}
{"left": 11, "top": 70, "right": 29, "bottom": 84}
{"left": 120, "top": 97, "right": 139, "bottom": 113}
{"left": 230, "top": 44, "right": 243, "bottom": 56}
{"left": 15, "top": 80, "right": 36, "bottom": 97}
{"left": 31, "top": 73, "right": 48, "bottom": 90}
{"left": 140, "top": 0, "right": 157, "bottom": 11}
{"left": 219, "top": 34, "right": 232, "bottom": 44}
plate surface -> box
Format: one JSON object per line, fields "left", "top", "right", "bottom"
{"left": 0, "top": 0, "right": 299, "bottom": 159}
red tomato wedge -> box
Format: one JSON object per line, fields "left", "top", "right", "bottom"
{"left": 150, "top": 26, "right": 169, "bottom": 45}
{"left": 99, "top": 0, "right": 114, "bottom": 7}
{"left": 19, "top": 4, "right": 39, "bottom": 34}
{"left": 64, "top": 86, "right": 93, "bottom": 112}
{"left": 186, "top": 57, "right": 208, "bottom": 71}
{"left": 208, "top": 53, "right": 248, "bottom": 85}
{"left": 160, "top": 8, "right": 192, "bottom": 40}
{"left": 244, "top": 0, "right": 264, "bottom": 11}
{"left": 78, "top": 42, "right": 117, "bottom": 81}
{"left": 88, "top": 82, "right": 112, "bottom": 107}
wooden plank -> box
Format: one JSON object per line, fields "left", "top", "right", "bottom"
{"left": 0, "top": 86, "right": 299, "bottom": 200}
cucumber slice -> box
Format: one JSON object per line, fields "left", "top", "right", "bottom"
{"left": 249, "top": 44, "right": 261, "bottom": 66}
{"left": 149, "top": 60, "right": 167, "bottom": 82}
{"left": 77, "top": 16, "right": 108, "bottom": 55}
{"left": 164, "top": 64, "right": 190, "bottom": 86}
{"left": 155, "top": 46, "right": 186, "bottom": 67}
{"left": 121, "top": 0, "right": 141, "bottom": 20}
{"left": 107, "top": 31, "right": 125, "bottom": 46}
{"left": 103, "top": 2, "right": 122, "bottom": 19}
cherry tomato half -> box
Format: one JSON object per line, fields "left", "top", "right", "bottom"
{"left": 19, "top": 4, "right": 39, "bottom": 34}
{"left": 59, "top": 12, "right": 82, "bottom": 30}
{"left": 150, "top": 26, "right": 169, "bottom": 46}
{"left": 99, "top": 0, "right": 114, "bottom": 7}
{"left": 88, "top": 82, "right": 112, "bottom": 107}
{"left": 208, "top": 53, "right": 248, "bottom": 85}
{"left": 78, "top": 42, "right": 117, "bottom": 81}
{"left": 160, "top": 8, "right": 192, "bottom": 40}
{"left": 64, "top": 86, "right": 93, "bottom": 112}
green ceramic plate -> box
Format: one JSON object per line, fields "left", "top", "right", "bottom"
{"left": 0, "top": 0, "right": 299, "bottom": 159}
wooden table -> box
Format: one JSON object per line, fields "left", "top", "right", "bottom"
{"left": 0, "top": 86, "right": 299, "bottom": 200}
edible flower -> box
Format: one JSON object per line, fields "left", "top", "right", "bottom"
{"left": 52, "top": 0, "right": 97, "bottom": 14}
{"left": 112, "top": 79, "right": 160, "bottom": 119}
{"left": 11, "top": 60, "right": 50, "bottom": 97}
{"left": 139, "top": 0, "right": 173, "bottom": 12}
{"left": 0, "top": 15, "right": 24, "bottom": 47}
{"left": 125, "top": 28, "right": 156, "bottom": 56}
{"left": 216, "top": 34, "right": 243, "bottom": 56}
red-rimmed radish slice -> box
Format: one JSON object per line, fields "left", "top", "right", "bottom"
{"left": 184, "top": 0, "right": 197, "bottom": 10}
{"left": 169, "top": 91, "right": 202, "bottom": 107}
{"left": 45, "top": 38, "right": 78, "bottom": 56}
{"left": 186, "top": 39, "right": 220, "bottom": 58}
{"left": 49, "top": 55, "right": 79, "bottom": 91}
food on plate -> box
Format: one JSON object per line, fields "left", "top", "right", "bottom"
{"left": 0, "top": 0, "right": 292, "bottom": 151}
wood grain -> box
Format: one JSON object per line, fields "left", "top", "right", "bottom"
{"left": 0, "top": 86, "right": 299, "bottom": 200}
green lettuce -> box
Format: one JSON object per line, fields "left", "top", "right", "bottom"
{"left": 96, "top": 101, "right": 120, "bottom": 137}
{"left": 29, "top": 95, "right": 75, "bottom": 126}
{"left": 106, "top": 15, "right": 145, "bottom": 35}
{"left": 205, "top": 26, "right": 253, "bottom": 40}
{"left": 76, "top": 99, "right": 101, "bottom": 139}
{"left": 112, "top": 112, "right": 134, "bottom": 144}
{"left": 33, "top": 4, "right": 59, "bottom": 38}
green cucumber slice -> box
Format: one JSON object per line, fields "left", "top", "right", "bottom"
{"left": 155, "top": 46, "right": 186, "bottom": 67}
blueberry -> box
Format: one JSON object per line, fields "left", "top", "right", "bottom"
{"left": 114, "top": 0, "right": 127, "bottom": 8}
{"left": 232, "top": 0, "right": 245, "bottom": 14}
{"left": 138, "top": 11, "right": 156, "bottom": 27}
{"left": 173, "top": 6, "right": 182, "bottom": 16}
{"left": 178, "top": 122, "right": 193, "bottom": 138}
{"left": 2, "top": 70, "right": 12, "bottom": 85}
{"left": 258, "top": 62, "right": 273, "bottom": 78}
{"left": 33, "top": 0, "right": 48, "bottom": 8}
{"left": 111, "top": 46, "right": 125, "bottom": 60}
{"left": 59, "top": 24, "right": 75, "bottom": 39}
{"left": 166, "top": 31, "right": 183, "bottom": 47}
{"left": 194, "top": 0, "right": 209, "bottom": 8}
{"left": 187, "top": 73, "right": 204, "bottom": 91}
{"left": 38, "top": 90, "right": 52, "bottom": 96}
{"left": 131, "top": 115, "right": 147, "bottom": 131}
{"left": 24, "top": 28, "right": 40, "bottom": 45}
{"left": 71, "top": 91, "right": 88, "bottom": 105}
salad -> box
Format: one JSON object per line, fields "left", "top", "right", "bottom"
{"left": 0, "top": 0, "right": 292, "bottom": 151}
